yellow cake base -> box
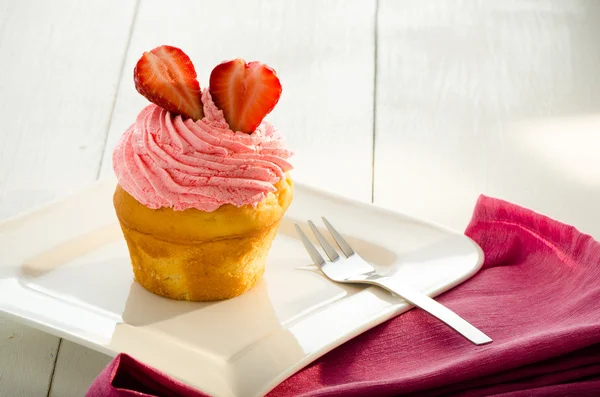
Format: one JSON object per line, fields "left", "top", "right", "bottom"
{"left": 113, "top": 175, "right": 293, "bottom": 301}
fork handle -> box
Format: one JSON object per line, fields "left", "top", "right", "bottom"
{"left": 376, "top": 277, "right": 492, "bottom": 345}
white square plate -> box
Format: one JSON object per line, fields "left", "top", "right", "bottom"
{"left": 0, "top": 179, "right": 483, "bottom": 397}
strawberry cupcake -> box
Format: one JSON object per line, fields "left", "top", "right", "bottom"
{"left": 112, "top": 45, "right": 293, "bottom": 301}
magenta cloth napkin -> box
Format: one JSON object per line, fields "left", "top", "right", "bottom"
{"left": 87, "top": 195, "right": 600, "bottom": 397}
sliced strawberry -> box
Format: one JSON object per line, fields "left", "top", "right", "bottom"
{"left": 134, "top": 45, "right": 204, "bottom": 121}
{"left": 209, "top": 59, "right": 282, "bottom": 133}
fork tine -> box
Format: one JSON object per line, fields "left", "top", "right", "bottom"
{"left": 322, "top": 217, "right": 355, "bottom": 257}
{"left": 308, "top": 220, "right": 340, "bottom": 262}
{"left": 294, "top": 224, "right": 326, "bottom": 267}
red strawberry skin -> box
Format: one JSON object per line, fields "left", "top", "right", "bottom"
{"left": 134, "top": 45, "right": 204, "bottom": 121}
{"left": 209, "top": 59, "right": 282, "bottom": 133}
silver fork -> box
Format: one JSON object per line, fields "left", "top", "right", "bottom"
{"left": 295, "top": 217, "right": 492, "bottom": 346}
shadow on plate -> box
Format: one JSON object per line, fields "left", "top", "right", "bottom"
{"left": 278, "top": 217, "right": 399, "bottom": 268}
{"left": 119, "top": 277, "right": 310, "bottom": 361}
{"left": 19, "top": 224, "right": 122, "bottom": 278}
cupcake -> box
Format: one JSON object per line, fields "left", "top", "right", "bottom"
{"left": 112, "top": 45, "right": 293, "bottom": 301}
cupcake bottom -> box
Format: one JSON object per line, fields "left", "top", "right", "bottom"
{"left": 119, "top": 221, "right": 279, "bottom": 301}
{"left": 113, "top": 175, "right": 293, "bottom": 301}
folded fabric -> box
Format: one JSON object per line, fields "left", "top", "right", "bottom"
{"left": 87, "top": 195, "right": 600, "bottom": 397}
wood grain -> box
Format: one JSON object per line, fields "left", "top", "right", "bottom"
{"left": 48, "top": 341, "right": 112, "bottom": 397}
{"left": 374, "top": 0, "right": 600, "bottom": 237}
{"left": 0, "top": 318, "right": 58, "bottom": 397}
{"left": 0, "top": 0, "right": 137, "bottom": 396}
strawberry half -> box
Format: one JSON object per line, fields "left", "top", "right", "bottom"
{"left": 209, "top": 59, "right": 282, "bottom": 133}
{"left": 134, "top": 45, "right": 204, "bottom": 121}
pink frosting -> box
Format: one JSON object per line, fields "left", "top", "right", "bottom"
{"left": 112, "top": 89, "right": 293, "bottom": 212}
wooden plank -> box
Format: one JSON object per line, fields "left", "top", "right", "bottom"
{"left": 374, "top": 0, "right": 600, "bottom": 237}
{"left": 0, "top": 0, "right": 137, "bottom": 396}
{"left": 48, "top": 341, "right": 112, "bottom": 397}
{"left": 99, "top": 0, "right": 377, "bottom": 202}
{"left": 0, "top": 318, "right": 59, "bottom": 397}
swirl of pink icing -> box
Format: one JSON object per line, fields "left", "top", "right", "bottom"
{"left": 112, "top": 88, "right": 293, "bottom": 212}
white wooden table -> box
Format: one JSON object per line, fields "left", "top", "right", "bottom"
{"left": 1, "top": 0, "right": 599, "bottom": 395}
